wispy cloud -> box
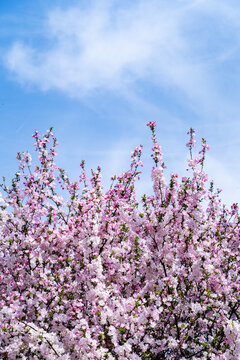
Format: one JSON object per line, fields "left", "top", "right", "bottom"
{"left": 4, "top": 0, "right": 231, "bottom": 102}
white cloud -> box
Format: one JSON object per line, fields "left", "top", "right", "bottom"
{"left": 5, "top": 0, "right": 224, "bottom": 101}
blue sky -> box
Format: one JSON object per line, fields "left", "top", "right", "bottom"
{"left": 1, "top": 0, "right": 240, "bottom": 206}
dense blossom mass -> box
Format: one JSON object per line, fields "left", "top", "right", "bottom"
{"left": 0, "top": 124, "right": 240, "bottom": 359}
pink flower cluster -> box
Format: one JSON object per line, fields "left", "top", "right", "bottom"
{"left": 0, "top": 125, "right": 240, "bottom": 359}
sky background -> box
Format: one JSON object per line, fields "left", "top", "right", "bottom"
{"left": 1, "top": 0, "right": 240, "bottom": 206}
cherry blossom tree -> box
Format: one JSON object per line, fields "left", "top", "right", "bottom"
{"left": 0, "top": 124, "right": 240, "bottom": 359}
